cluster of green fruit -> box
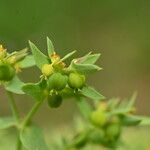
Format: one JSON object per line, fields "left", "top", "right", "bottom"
{"left": 41, "top": 58, "right": 85, "bottom": 108}
{"left": 90, "top": 107, "right": 121, "bottom": 147}
{"left": 72, "top": 104, "right": 121, "bottom": 149}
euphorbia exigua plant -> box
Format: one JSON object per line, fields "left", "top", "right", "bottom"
{"left": 0, "top": 37, "right": 149, "bottom": 150}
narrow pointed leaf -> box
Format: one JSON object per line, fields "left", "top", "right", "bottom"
{"left": 134, "top": 116, "right": 150, "bottom": 126}
{"left": 126, "top": 92, "right": 137, "bottom": 110}
{"left": 20, "top": 125, "right": 49, "bottom": 150}
{"left": 29, "top": 41, "right": 49, "bottom": 69}
{"left": 82, "top": 54, "right": 101, "bottom": 64}
{"left": 19, "top": 55, "right": 35, "bottom": 68}
{"left": 70, "top": 62, "right": 101, "bottom": 74}
{"left": 0, "top": 117, "right": 16, "bottom": 129}
{"left": 5, "top": 76, "right": 25, "bottom": 94}
{"left": 81, "top": 86, "right": 105, "bottom": 101}
{"left": 121, "top": 115, "right": 142, "bottom": 126}
{"left": 47, "top": 37, "right": 55, "bottom": 56}
{"left": 59, "top": 50, "right": 76, "bottom": 62}
{"left": 76, "top": 53, "right": 101, "bottom": 64}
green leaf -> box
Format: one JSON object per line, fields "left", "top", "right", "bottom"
{"left": 81, "top": 86, "right": 105, "bottom": 101}
{"left": 19, "top": 55, "right": 35, "bottom": 68}
{"left": 134, "top": 116, "right": 150, "bottom": 126}
{"left": 29, "top": 41, "right": 49, "bottom": 69}
{"left": 5, "top": 76, "right": 25, "bottom": 94}
{"left": 47, "top": 37, "right": 55, "bottom": 56}
{"left": 60, "top": 50, "right": 76, "bottom": 62}
{"left": 20, "top": 125, "right": 49, "bottom": 150}
{"left": 126, "top": 92, "right": 137, "bottom": 110}
{"left": 0, "top": 117, "right": 16, "bottom": 129}
{"left": 76, "top": 53, "right": 100, "bottom": 64}
{"left": 121, "top": 115, "right": 142, "bottom": 126}
{"left": 70, "top": 62, "right": 102, "bottom": 74}
{"left": 22, "top": 80, "right": 47, "bottom": 101}
{"left": 76, "top": 97, "right": 92, "bottom": 120}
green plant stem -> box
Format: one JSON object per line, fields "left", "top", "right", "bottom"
{"left": 16, "top": 133, "right": 22, "bottom": 150}
{"left": 22, "top": 100, "right": 43, "bottom": 129}
{"left": 6, "top": 91, "right": 20, "bottom": 122}
{"left": 6, "top": 91, "right": 22, "bottom": 150}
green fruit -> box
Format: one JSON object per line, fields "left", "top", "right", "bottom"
{"left": 90, "top": 110, "right": 107, "bottom": 127}
{"left": 89, "top": 129, "right": 105, "bottom": 144}
{"left": 48, "top": 73, "right": 67, "bottom": 90}
{"left": 105, "top": 123, "right": 121, "bottom": 140}
{"left": 68, "top": 72, "right": 85, "bottom": 89}
{"left": 47, "top": 93, "right": 62, "bottom": 108}
{"left": 0, "top": 64, "right": 15, "bottom": 81}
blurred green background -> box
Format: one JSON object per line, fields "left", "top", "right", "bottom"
{"left": 0, "top": 0, "right": 150, "bottom": 149}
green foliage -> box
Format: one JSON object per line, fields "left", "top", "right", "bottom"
{"left": 47, "top": 37, "right": 55, "bottom": 56}
{"left": 0, "top": 117, "right": 16, "bottom": 129}
{"left": 20, "top": 125, "right": 49, "bottom": 150}
{"left": 22, "top": 79, "right": 47, "bottom": 101}
{"left": 81, "top": 86, "right": 105, "bottom": 101}
{"left": 29, "top": 41, "right": 50, "bottom": 69}
{"left": 5, "top": 76, "right": 25, "bottom": 94}
{"left": 19, "top": 55, "right": 35, "bottom": 68}
{"left": 0, "top": 37, "right": 149, "bottom": 150}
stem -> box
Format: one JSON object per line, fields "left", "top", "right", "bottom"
{"left": 22, "top": 100, "right": 43, "bottom": 128}
{"left": 6, "top": 91, "right": 22, "bottom": 150}
{"left": 6, "top": 91, "right": 20, "bottom": 122}
{"left": 16, "top": 133, "right": 22, "bottom": 150}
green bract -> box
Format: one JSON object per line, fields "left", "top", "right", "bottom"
{"left": 0, "top": 64, "right": 15, "bottom": 81}
{"left": 47, "top": 93, "right": 62, "bottom": 108}
{"left": 48, "top": 73, "right": 67, "bottom": 91}
{"left": 68, "top": 72, "right": 85, "bottom": 89}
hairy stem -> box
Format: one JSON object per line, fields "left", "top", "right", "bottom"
{"left": 22, "top": 100, "right": 43, "bottom": 128}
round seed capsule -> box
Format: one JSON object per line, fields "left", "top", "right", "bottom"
{"left": 90, "top": 110, "right": 107, "bottom": 127}
{"left": 0, "top": 64, "right": 15, "bottom": 81}
{"left": 68, "top": 72, "right": 85, "bottom": 89}
{"left": 48, "top": 73, "right": 67, "bottom": 90}
{"left": 47, "top": 93, "right": 62, "bottom": 108}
